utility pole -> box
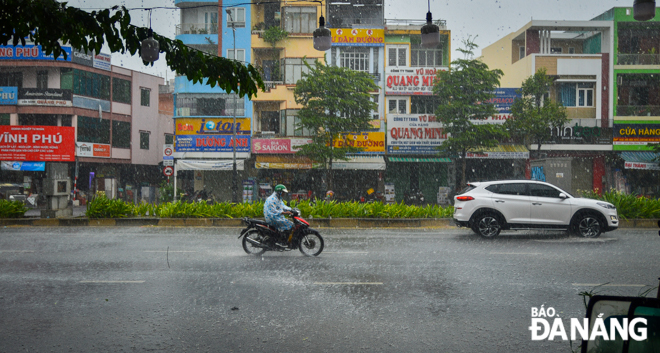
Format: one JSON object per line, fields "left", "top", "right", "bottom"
{"left": 227, "top": 9, "right": 238, "bottom": 203}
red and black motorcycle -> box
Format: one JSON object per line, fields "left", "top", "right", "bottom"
{"left": 238, "top": 208, "right": 324, "bottom": 256}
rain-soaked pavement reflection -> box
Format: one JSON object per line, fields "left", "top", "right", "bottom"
{"left": 0, "top": 226, "right": 657, "bottom": 352}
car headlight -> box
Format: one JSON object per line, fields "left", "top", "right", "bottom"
{"left": 597, "top": 202, "right": 616, "bottom": 210}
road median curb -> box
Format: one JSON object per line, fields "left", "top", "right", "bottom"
{"left": 0, "top": 218, "right": 656, "bottom": 228}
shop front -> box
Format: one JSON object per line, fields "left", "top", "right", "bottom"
{"left": 617, "top": 151, "right": 660, "bottom": 197}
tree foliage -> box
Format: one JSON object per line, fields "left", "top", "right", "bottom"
{"left": 434, "top": 37, "right": 507, "bottom": 188}
{"left": 505, "top": 68, "right": 569, "bottom": 151}
{"left": 1, "top": 0, "right": 264, "bottom": 98}
{"left": 294, "top": 59, "right": 378, "bottom": 191}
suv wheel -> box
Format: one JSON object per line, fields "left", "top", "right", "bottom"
{"left": 574, "top": 214, "right": 602, "bottom": 238}
{"left": 473, "top": 213, "right": 502, "bottom": 239}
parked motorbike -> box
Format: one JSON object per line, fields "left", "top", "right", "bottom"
{"left": 238, "top": 208, "right": 324, "bottom": 256}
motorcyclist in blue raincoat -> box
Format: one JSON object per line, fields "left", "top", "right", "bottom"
{"left": 264, "top": 184, "right": 293, "bottom": 240}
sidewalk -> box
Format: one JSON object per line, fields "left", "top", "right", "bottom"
{"left": 24, "top": 206, "right": 88, "bottom": 218}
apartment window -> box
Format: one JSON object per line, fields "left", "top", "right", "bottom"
{"left": 283, "top": 58, "right": 316, "bottom": 84}
{"left": 568, "top": 47, "right": 575, "bottom": 54}
{"left": 388, "top": 46, "right": 407, "bottom": 67}
{"left": 339, "top": 47, "right": 370, "bottom": 72}
{"left": 519, "top": 46, "right": 525, "bottom": 60}
{"left": 411, "top": 48, "right": 443, "bottom": 67}
{"left": 165, "top": 134, "right": 174, "bottom": 145}
{"left": 140, "top": 131, "right": 150, "bottom": 150}
{"left": 140, "top": 88, "right": 150, "bottom": 106}
{"left": 411, "top": 96, "right": 439, "bottom": 114}
{"left": 0, "top": 72, "right": 23, "bottom": 88}
{"left": 261, "top": 111, "right": 280, "bottom": 134}
{"left": 62, "top": 69, "right": 110, "bottom": 100}
{"left": 577, "top": 83, "right": 594, "bottom": 107}
{"left": 550, "top": 47, "right": 563, "bottom": 54}
{"left": 283, "top": 6, "right": 316, "bottom": 34}
{"left": 227, "top": 49, "right": 245, "bottom": 62}
{"left": 226, "top": 7, "right": 245, "bottom": 27}
{"left": 0, "top": 114, "right": 10, "bottom": 125}
{"left": 112, "top": 78, "right": 131, "bottom": 104}
{"left": 37, "top": 70, "right": 48, "bottom": 89}
{"left": 112, "top": 121, "right": 131, "bottom": 148}
{"left": 77, "top": 116, "right": 110, "bottom": 144}
{"left": 205, "top": 12, "right": 218, "bottom": 33}
{"left": 558, "top": 82, "right": 594, "bottom": 107}
{"left": 388, "top": 98, "right": 407, "bottom": 114}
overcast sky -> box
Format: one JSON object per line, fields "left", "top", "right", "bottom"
{"left": 64, "top": 0, "right": 630, "bottom": 80}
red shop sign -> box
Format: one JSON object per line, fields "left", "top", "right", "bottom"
{"left": 0, "top": 125, "right": 75, "bottom": 162}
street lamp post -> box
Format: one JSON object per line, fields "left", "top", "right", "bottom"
{"left": 227, "top": 9, "right": 238, "bottom": 203}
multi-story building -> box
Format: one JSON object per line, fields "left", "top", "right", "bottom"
{"left": 0, "top": 44, "right": 173, "bottom": 203}
{"left": 173, "top": 0, "right": 252, "bottom": 201}
{"left": 482, "top": 6, "right": 660, "bottom": 196}
{"left": 249, "top": 0, "right": 327, "bottom": 201}
{"left": 383, "top": 19, "right": 452, "bottom": 203}
{"left": 481, "top": 18, "right": 614, "bottom": 195}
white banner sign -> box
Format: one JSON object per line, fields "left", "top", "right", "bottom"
{"left": 387, "top": 114, "right": 447, "bottom": 154}
{"left": 385, "top": 67, "right": 447, "bottom": 95}
{"left": 176, "top": 159, "right": 244, "bottom": 171}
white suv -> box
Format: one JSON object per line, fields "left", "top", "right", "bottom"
{"left": 453, "top": 180, "right": 618, "bottom": 238}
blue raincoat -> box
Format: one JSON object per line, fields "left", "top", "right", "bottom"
{"left": 264, "top": 192, "right": 293, "bottom": 232}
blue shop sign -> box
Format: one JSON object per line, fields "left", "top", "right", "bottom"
{"left": 1, "top": 161, "right": 46, "bottom": 171}
{"left": 0, "top": 45, "right": 72, "bottom": 61}
{"left": 175, "top": 135, "right": 250, "bottom": 153}
{"left": 0, "top": 87, "right": 17, "bottom": 105}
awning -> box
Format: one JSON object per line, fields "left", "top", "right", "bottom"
{"left": 255, "top": 155, "right": 322, "bottom": 169}
{"left": 621, "top": 151, "right": 660, "bottom": 170}
{"left": 331, "top": 155, "right": 386, "bottom": 170}
{"left": 388, "top": 157, "right": 451, "bottom": 163}
{"left": 466, "top": 145, "right": 529, "bottom": 159}
{"left": 176, "top": 159, "right": 244, "bottom": 171}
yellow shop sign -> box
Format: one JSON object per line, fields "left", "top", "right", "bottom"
{"left": 333, "top": 132, "right": 385, "bottom": 153}
{"left": 175, "top": 118, "right": 251, "bottom": 135}
{"left": 331, "top": 29, "right": 384, "bottom": 47}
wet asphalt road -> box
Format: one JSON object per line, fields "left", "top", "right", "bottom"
{"left": 0, "top": 226, "right": 658, "bottom": 353}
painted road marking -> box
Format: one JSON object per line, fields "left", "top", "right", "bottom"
{"left": 0, "top": 250, "right": 35, "bottom": 253}
{"left": 322, "top": 251, "right": 368, "bottom": 253}
{"left": 489, "top": 252, "right": 541, "bottom": 255}
{"left": 79, "top": 281, "right": 145, "bottom": 284}
{"left": 143, "top": 251, "right": 198, "bottom": 253}
{"left": 313, "top": 282, "right": 383, "bottom": 285}
{"left": 571, "top": 283, "right": 647, "bottom": 287}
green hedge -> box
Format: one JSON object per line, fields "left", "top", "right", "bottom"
{"left": 578, "top": 189, "right": 660, "bottom": 220}
{"left": 0, "top": 200, "right": 28, "bottom": 218}
{"left": 85, "top": 194, "right": 454, "bottom": 219}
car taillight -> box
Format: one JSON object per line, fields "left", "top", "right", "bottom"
{"left": 455, "top": 196, "right": 474, "bottom": 201}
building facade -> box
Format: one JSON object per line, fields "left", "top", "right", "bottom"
{"left": 0, "top": 44, "right": 173, "bottom": 203}
{"left": 383, "top": 19, "right": 452, "bottom": 203}
{"left": 482, "top": 7, "right": 660, "bottom": 196}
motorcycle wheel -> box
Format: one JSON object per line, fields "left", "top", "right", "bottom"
{"left": 298, "top": 230, "right": 324, "bottom": 257}
{"left": 242, "top": 229, "right": 267, "bottom": 256}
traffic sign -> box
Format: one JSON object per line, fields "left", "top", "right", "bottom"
{"left": 163, "top": 159, "right": 173, "bottom": 166}
{"left": 163, "top": 144, "right": 174, "bottom": 160}
{"left": 163, "top": 166, "right": 174, "bottom": 177}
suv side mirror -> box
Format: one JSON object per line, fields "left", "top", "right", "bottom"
{"left": 559, "top": 193, "right": 568, "bottom": 199}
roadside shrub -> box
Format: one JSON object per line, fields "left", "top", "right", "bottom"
{"left": 0, "top": 199, "right": 28, "bottom": 218}
{"left": 577, "top": 189, "right": 660, "bottom": 219}
{"left": 86, "top": 193, "right": 135, "bottom": 219}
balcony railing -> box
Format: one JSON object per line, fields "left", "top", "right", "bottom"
{"left": 175, "top": 23, "right": 218, "bottom": 36}
{"left": 384, "top": 19, "right": 447, "bottom": 30}
{"left": 617, "top": 54, "right": 660, "bottom": 65}
{"left": 617, "top": 105, "right": 660, "bottom": 116}
{"left": 263, "top": 81, "right": 283, "bottom": 92}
